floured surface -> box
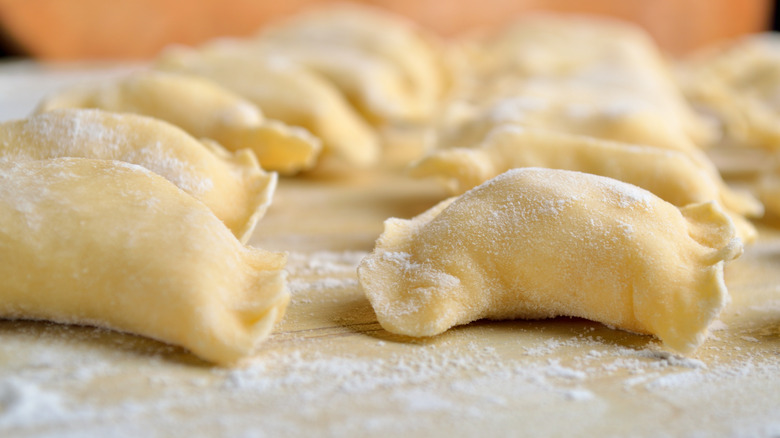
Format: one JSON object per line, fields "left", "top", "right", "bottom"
{"left": 1, "top": 63, "right": 780, "bottom": 438}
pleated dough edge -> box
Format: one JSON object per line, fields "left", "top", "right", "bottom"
{"left": 200, "top": 138, "right": 278, "bottom": 243}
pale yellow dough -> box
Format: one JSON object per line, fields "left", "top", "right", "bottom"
{"left": 35, "top": 71, "right": 321, "bottom": 174}
{"left": 454, "top": 14, "right": 712, "bottom": 147}
{"left": 155, "top": 46, "right": 380, "bottom": 168}
{"left": 436, "top": 85, "right": 701, "bottom": 155}
{"left": 254, "top": 4, "right": 450, "bottom": 124}
{"left": 0, "top": 158, "right": 289, "bottom": 365}
{"left": 415, "top": 15, "right": 759, "bottom": 241}
{"left": 680, "top": 33, "right": 780, "bottom": 151}
{"left": 358, "top": 168, "right": 742, "bottom": 353}
{"left": 210, "top": 39, "right": 432, "bottom": 125}
{"left": 411, "top": 126, "right": 763, "bottom": 240}
{"left": 0, "top": 109, "right": 275, "bottom": 243}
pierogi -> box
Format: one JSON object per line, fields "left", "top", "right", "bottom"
{"left": 359, "top": 168, "right": 742, "bottom": 353}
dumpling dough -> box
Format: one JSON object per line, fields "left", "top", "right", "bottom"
{"left": 254, "top": 4, "right": 450, "bottom": 124}
{"left": 455, "top": 14, "right": 712, "bottom": 147}
{"left": 411, "top": 126, "right": 763, "bottom": 221}
{"left": 0, "top": 109, "right": 275, "bottom": 242}
{"left": 358, "top": 168, "right": 743, "bottom": 353}
{"left": 35, "top": 71, "right": 322, "bottom": 174}
{"left": 260, "top": 4, "right": 449, "bottom": 108}
{"left": 680, "top": 33, "right": 780, "bottom": 151}
{"left": 436, "top": 86, "right": 702, "bottom": 155}
{"left": 210, "top": 38, "right": 432, "bottom": 125}
{"left": 155, "top": 46, "right": 380, "bottom": 168}
{"left": 0, "top": 158, "right": 288, "bottom": 366}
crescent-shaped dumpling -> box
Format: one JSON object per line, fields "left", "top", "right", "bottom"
{"left": 257, "top": 4, "right": 450, "bottom": 120}
{"left": 411, "top": 126, "right": 763, "bottom": 221}
{"left": 680, "top": 33, "right": 780, "bottom": 151}
{"left": 35, "top": 71, "right": 321, "bottom": 174}
{"left": 155, "top": 46, "right": 380, "bottom": 168}
{"left": 215, "top": 39, "right": 434, "bottom": 125}
{"left": 0, "top": 158, "right": 288, "bottom": 366}
{"left": 0, "top": 109, "right": 275, "bottom": 243}
{"left": 358, "top": 168, "right": 743, "bottom": 353}
{"left": 454, "top": 14, "right": 713, "bottom": 148}
{"left": 436, "top": 87, "right": 702, "bottom": 155}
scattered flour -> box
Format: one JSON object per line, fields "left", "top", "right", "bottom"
{"left": 562, "top": 388, "right": 596, "bottom": 402}
{"left": 1, "top": 246, "right": 778, "bottom": 437}
{"left": 709, "top": 320, "right": 729, "bottom": 331}
{"left": 0, "top": 379, "right": 68, "bottom": 429}
{"left": 288, "top": 278, "right": 358, "bottom": 295}
{"left": 286, "top": 251, "right": 367, "bottom": 277}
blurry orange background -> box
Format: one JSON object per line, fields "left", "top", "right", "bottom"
{"left": 0, "top": 0, "right": 772, "bottom": 59}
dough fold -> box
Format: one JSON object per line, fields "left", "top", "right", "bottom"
{"left": 155, "top": 46, "right": 380, "bottom": 168}
{"left": 0, "top": 109, "right": 275, "bottom": 242}
{"left": 410, "top": 126, "right": 763, "bottom": 243}
{"left": 35, "top": 71, "right": 322, "bottom": 174}
{"left": 0, "top": 158, "right": 289, "bottom": 365}
{"left": 253, "top": 4, "right": 450, "bottom": 124}
{"left": 680, "top": 33, "right": 780, "bottom": 151}
{"left": 452, "top": 14, "right": 713, "bottom": 147}
{"left": 359, "top": 168, "right": 742, "bottom": 353}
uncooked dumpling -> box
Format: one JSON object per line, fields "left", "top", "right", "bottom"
{"left": 451, "top": 14, "right": 714, "bottom": 148}
{"left": 35, "top": 71, "right": 321, "bottom": 174}
{"left": 0, "top": 109, "right": 275, "bottom": 242}
{"left": 436, "top": 86, "right": 702, "bottom": 155}
{"left": 155, "top": 46, "right": 380, "bottom": 168}
{"left": 213, "top": 38, "right": 433, "bottom": 125}
{"left": 680, "top": 33, "right": 780, "bottom": 152}
{"left": 358, "top": 168, "right": 743, "bottom": 353}
{"left": 258, "top": 5, "right": 449, "bottom": 108}
{"left": 411, "top": 126, "right": 763, "bottom": 219}
{"left": 254, "top": 4, "right": 450, "bottom": 124}
{"left": 0, "top": 158, "right": 288, "bottom": 366}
